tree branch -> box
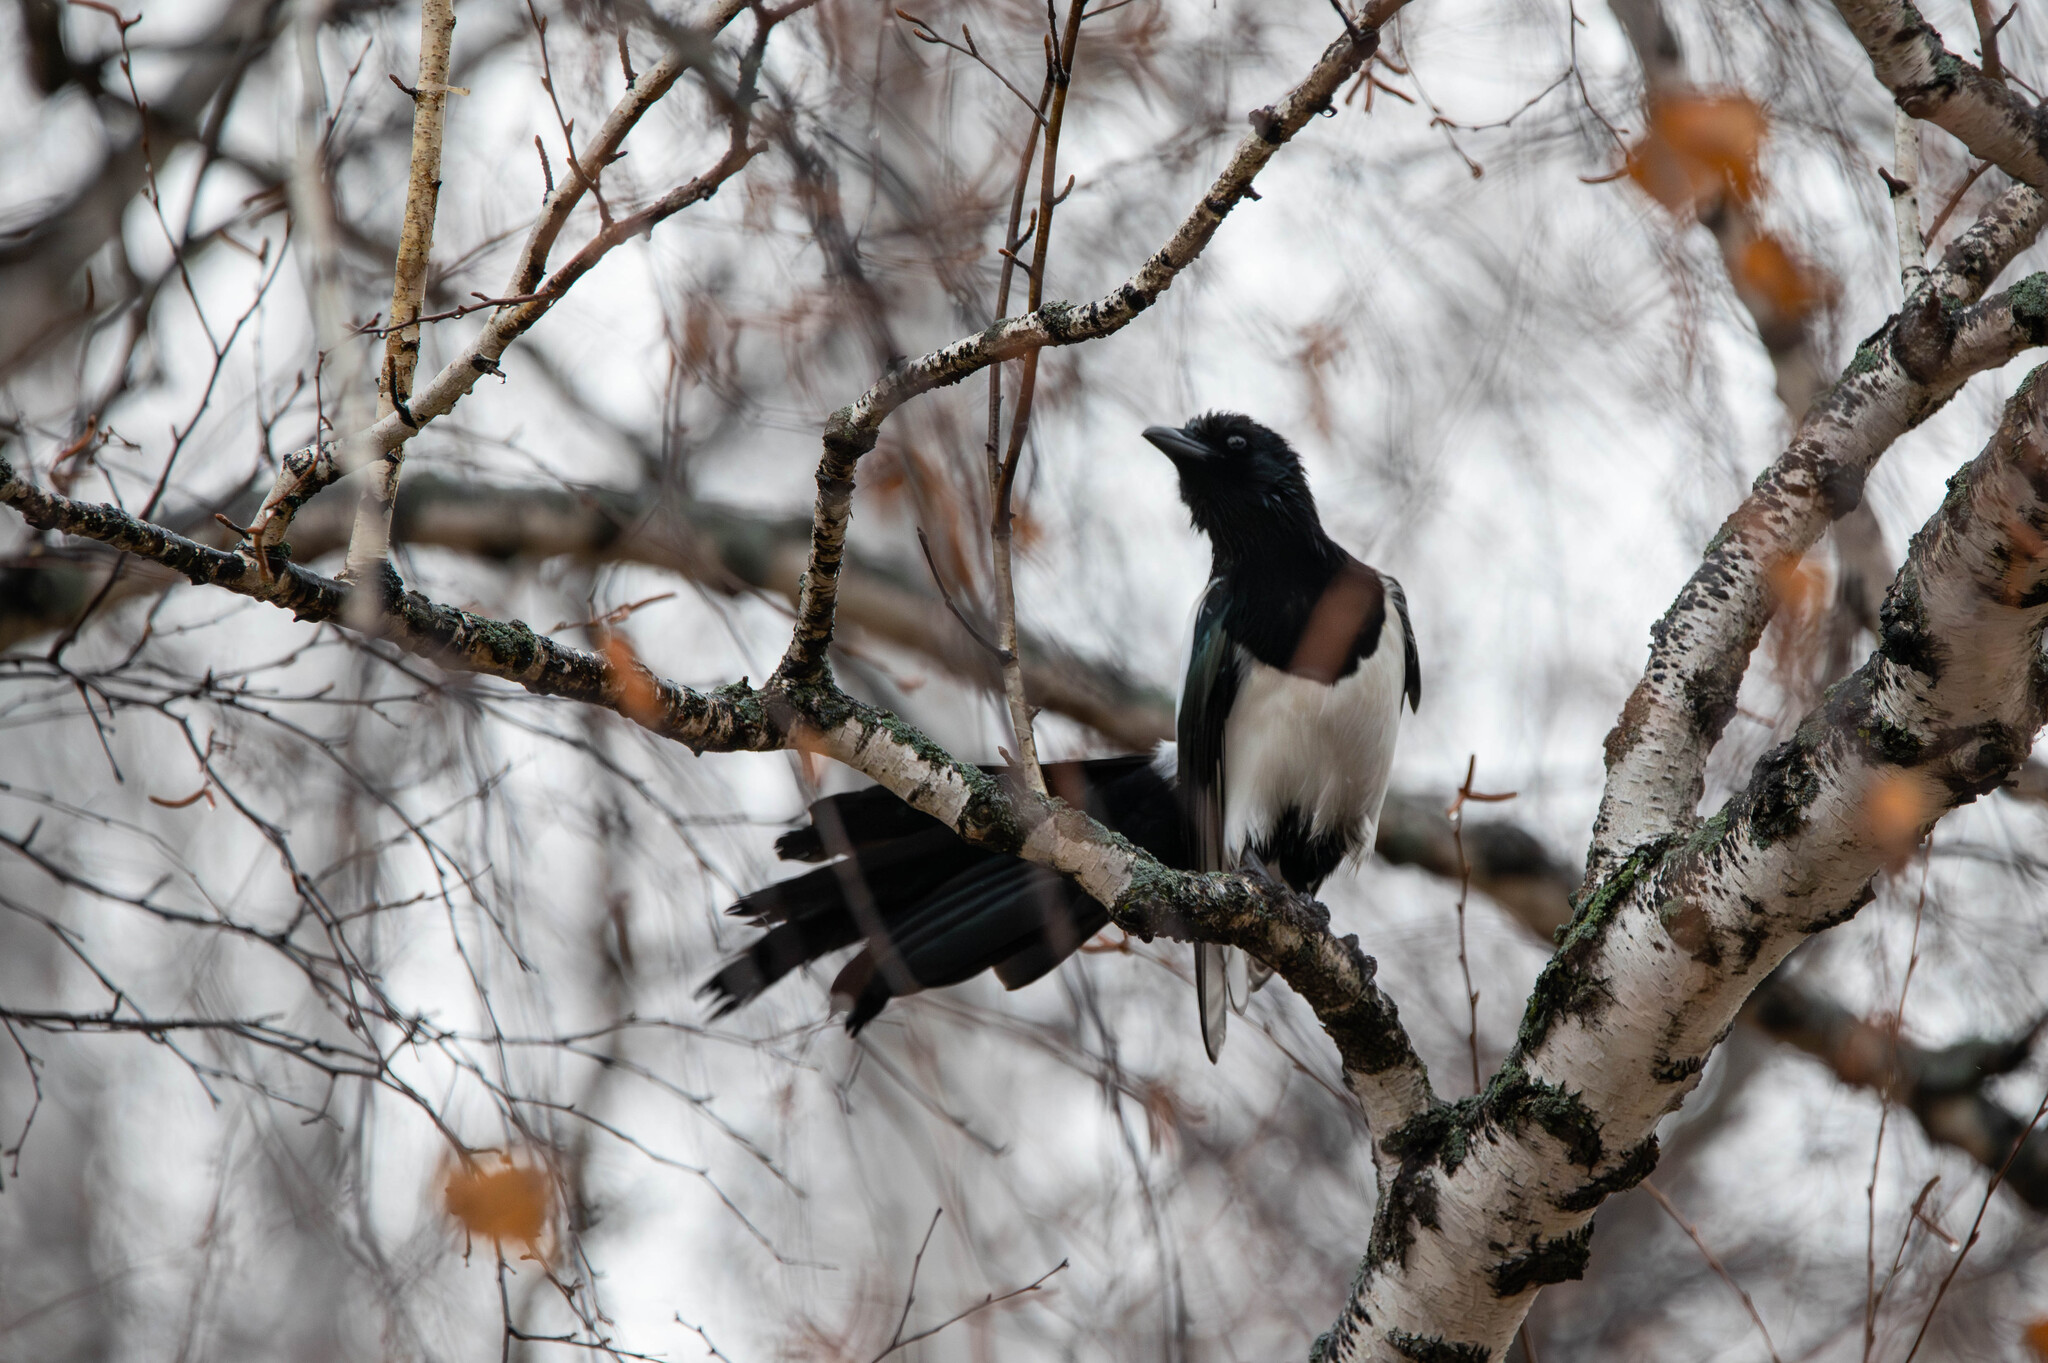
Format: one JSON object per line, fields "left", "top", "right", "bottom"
{"left": 1586, "top": 187, "right": 2048, "bottom": 883}
{"left": 242, "top": 4, "right": 761, "bottom": 569}
{"left": 1321, "top": 357, "right": 2048, "bottom": 1360}
{"left": 1832, "top": 0, "right": 2048, "bottom": 190}
{"left": 350, "top": 0, "right": 458, "bottom": 581}
{"left": 772, "top": 3, "right": 1400, "bottom": 682}
{"left": 0, "top": 446, "right": 1437, "bottom": 1141}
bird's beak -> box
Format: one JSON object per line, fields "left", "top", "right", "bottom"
{"left": 1142, "top": 425, "right": 1214, "bottom": 464}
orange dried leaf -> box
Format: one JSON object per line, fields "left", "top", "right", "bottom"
{"left": 1625, "top": 93, "right": 1767, "bottom": 214}
{"left": 602, "top": 633, "right": 662, "bottom": 723}
{"left": 1862, "top": 770, "right": 1932, "bottom": 871}
{"left": 1736, "top": 233, "right": 1823, "bottom": 327}
{"left": 444, "top": 1158, "right": 550, "bottom": 1247}
{"left": 2024, "top": 1318, "right": 2048, "bottom": 1360}
{"left": 1765, "top": 553, "right": 1828, "bottom": 624}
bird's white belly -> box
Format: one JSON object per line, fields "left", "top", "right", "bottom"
{"left": 1221, "top": 629, "right": 1406, "bottom": 861}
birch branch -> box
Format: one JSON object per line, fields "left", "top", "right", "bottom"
{"left": 1320, "top": 357, "right": 2048, "bottom": 1362}
{"left": 772, "top": 1, "right": 1401, "bottom": 683}
{"left": 0, "top": 445, "right": 1436, "bottom": 1140}
{"left": 242, "top": 2, "right": 760, "bottom": 568}
{"left": 1832, "top": 0, "right": 2048, "bottom": 190}
{"left": 1892, "top": 106, "right": 1928, "bottom": 293}
{"left": 1586, "top": 187, "right": 2048, "bottom": 882}
{"left": 348, "top": 0, "right": 459, "bottom": 581}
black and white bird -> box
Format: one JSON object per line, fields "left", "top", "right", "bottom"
{"left": 1142, "top": 412, "right": 1419, "bottom": 1060}
{"left": 699, "top": 413, "right": 1417, "bottom": 1053}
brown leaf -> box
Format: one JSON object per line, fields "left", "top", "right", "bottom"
{"left": 602, "top": 633, "right": 662, "bottom": 723}
{"left": 2025, "top": 1319, "right": 2048, "bottom": 1361}
{"left": 444, "top": 1155, "right": 550, "bottom": 1248}
{"left": 1735, "top": 233, "right": 1824, "bottom": 328}
{"left": 1626, "top": 93, "right": 1766, "bottom": 214}
{"left": 1765, "top": 553, "right": 1828, "bottom": 624}
{"left": 1862, "top": 770, "right": 1933, "bottom": 872}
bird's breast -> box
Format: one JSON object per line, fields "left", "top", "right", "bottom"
{"left": 1221, "top": 620, "right": 1407, "bottom": 862}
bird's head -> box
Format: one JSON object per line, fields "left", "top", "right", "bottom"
{"left": 1142, "top": 412, "right": 1323, "bottom": 560}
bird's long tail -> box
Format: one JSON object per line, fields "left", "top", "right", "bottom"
{"left": 1196, "top": 944, "right": 1231, "bottom": 1061}
{"left": 702, "top": 754, "right": 1184, "bottom": 1031}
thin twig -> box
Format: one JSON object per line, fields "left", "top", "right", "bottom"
{"left": 895, "top": 10, "right": 1049, "bottom": 124}
{"left": 1446, "top": 755, "right": 1513, "bottom": 1094}
{"left": 917, "top": 529, "right": 1011, "bottom": 662}
{"left": 353, "top": 293, "right": 548, "bottom": 335}
{"left": 986, "top": 0, "right": 1086, "bottom": 797}
{"left": 1900, "top": 1076, "right": 2048, "bottom": 1362}
{"left": 1863, "top": 842, "right": 1931, "bottom": 1363}
{"left": 1644, "top": 1179, "right": 1785, "bottom": 1363}
{"left": 1924, "top": 159, "right": 1993, "bottom": 244}
{"left": 867, "top": 1209, "right": 1065, "bottom": 1363}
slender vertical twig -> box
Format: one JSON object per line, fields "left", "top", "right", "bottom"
{"left": 986, "top": 0, "right": 1085, "bottom": 794}
{"left": 1891, "top": 107, "right": 1927, "bottom": 294}
{"left": 1862, "top": 841, "right": 1931, "bottom": 1363}
{"left": 1900, "top": 1076, "right": 2048, "bottom": 1362}
{"left": 975, "top": 20, "right": 1057, "bottom": 789}
{"left": 1446, "top": 755, "right": 1512, "bottom": 1093}
{"left": 347, "top": 0, "right": 458, "bottom": 583}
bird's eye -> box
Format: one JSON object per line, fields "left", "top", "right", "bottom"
{"left": 1226, "top": 435, "right": 1247, "bottom": 451}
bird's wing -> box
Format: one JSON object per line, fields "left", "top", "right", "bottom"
{"left": 1179, "top": 580, "right": 1243, "bottom": 1060}
{"left": 1179, "top": 580, "right": 1240, "bottom": 870}
{"left": 1382, "top": 571, "right": 1422, "bottom": 713}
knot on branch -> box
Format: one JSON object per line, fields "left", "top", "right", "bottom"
{"left": 1891, "top": 285, "right": 1958, "bottom": 383}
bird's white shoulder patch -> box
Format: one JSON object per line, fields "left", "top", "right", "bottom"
{"left": 1220, "top": 609, "right": 1407, "bottom": 862}
{"left": 1150, "top": 740, "right": 1179, "bottom": 781}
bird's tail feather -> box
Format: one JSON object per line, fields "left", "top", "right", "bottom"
{"left": 1224, "top": 946, "right": 1251, "bottom": 1014}
{"left": 1196, "top": 943, "right": 1230, "bottom": 1061}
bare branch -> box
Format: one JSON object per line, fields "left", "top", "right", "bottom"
{"left": 773, "top": 4, "right": 1401, "bottom": 683}
{"left": 1587, "top": 190, "right": 2047, "bottom": 883}
{"left": 1832, "top": 0, "right": 2048, "bottom": 189}
{"left": 0, "top": 447, "right": 1437, "bottom": 1141}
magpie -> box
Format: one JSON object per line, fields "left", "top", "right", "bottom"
{"left": 1141, "top": 412, "right": 1420, "bottom": 1061}
{"left": 699, "top": 414, "right": 1417, "bottom": 1052}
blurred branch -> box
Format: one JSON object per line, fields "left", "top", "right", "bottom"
{"left": 1610, "top": 0, "right": 1830, "bottom": 418}
{"left": 1744, "top": 980, "right": 2048, "bottom": 1208}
